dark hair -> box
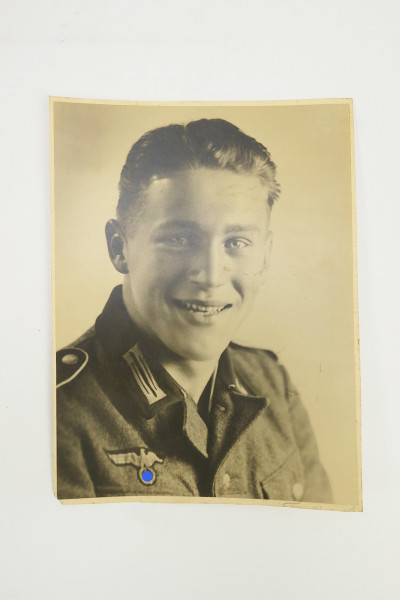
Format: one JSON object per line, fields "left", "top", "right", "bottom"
{"left": 117, "top": 118, "right": 280, "bottom": 226}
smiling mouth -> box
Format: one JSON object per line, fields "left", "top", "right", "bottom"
{"left": 173, "top": 299, "right": 233, "bottom": 316}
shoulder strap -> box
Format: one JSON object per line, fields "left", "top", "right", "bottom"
{"left": 56, "top": 347, "right": 89, "bottom": 389}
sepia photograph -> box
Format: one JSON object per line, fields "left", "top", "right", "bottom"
{"left": 51, "top": 98, "right": 361, "bottom": 510}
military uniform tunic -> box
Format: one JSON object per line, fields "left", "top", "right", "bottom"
{"left": 56, "top": 286, "right": 332, "bottom": 502}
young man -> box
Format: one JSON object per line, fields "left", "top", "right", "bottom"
{"left": 56, "top": 118, "right": 332, "bottom": 502}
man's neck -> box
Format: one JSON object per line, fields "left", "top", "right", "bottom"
{"left": 160, "top": 354, "right": 218, "bottom": 404}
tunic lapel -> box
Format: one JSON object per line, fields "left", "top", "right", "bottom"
{"left": 182, "top": 396, "right": 209, "bottom": 459}
{"left": 207, "top": 348, "right": 268, "bottom": 473}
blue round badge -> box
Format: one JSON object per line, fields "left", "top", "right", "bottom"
{"left": 141, "top": 470, "right": 153, "bottom": 483}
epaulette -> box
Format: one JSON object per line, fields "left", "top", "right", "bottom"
{"left": 229, "top": 341, "right": 279, "bottom": 362}
{"left": 56, "top": 347, "right": 89, "bottom": 389}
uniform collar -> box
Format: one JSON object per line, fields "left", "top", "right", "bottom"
{"left": 219, "top": 346, "right": 270, "bottom": 404}
{"left": 95, "top": 285, "right": 139, "bottom": 357}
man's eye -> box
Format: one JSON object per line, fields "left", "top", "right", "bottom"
{"left": 160, "top": 235, "right": 190, "bottom": 247}
{"left": 225, "top": 238, "right": 251, "bottom": 250}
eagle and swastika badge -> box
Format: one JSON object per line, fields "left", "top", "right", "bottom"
{"left": 106, "top": 447, "right": 164, "bottom": 485}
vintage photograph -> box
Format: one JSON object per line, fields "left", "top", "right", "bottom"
{"left": 51, "top": 99, "right": 361, "bottom": 510}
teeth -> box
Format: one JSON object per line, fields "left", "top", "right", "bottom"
{"left": 183, "top": 302, "right": 225, "bottom": 315}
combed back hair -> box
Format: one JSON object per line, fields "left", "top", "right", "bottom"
{"left": 117, "top": 118, "right": 280, "bottom": 228}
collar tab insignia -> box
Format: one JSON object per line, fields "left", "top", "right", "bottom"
{"left": 123, "top": 344, "right": 166, "bottom": 406}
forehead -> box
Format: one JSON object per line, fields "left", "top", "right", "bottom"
{"left": 138, "top": 168, "right": 269, "bottom": 224}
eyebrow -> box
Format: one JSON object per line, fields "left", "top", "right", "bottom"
{"left": 154, "top": 220, "right": 261, "bottom": 234}
{"left": 154, "top": 220, "right": 198, "bottom": 231}
{"left": 224, "top": 224, "right": 261, "bottom": 234}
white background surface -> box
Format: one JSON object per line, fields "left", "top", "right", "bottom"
{"left": 1, "top": 1, "right": 399, "bottom": 598}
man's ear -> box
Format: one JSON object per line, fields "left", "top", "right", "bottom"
{"left": 105, "top": 219, "right": 129, "bottom": 274}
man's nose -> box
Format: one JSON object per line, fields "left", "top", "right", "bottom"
{"left": 188, "top": 242, "right": 227, "bottom": 289}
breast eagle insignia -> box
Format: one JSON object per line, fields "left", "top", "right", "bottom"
{"left": 106, "top": 447, "right": 164, "bottom": 486}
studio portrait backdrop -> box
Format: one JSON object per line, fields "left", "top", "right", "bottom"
{"left": 52, "top": 99, "right": 360, "bottom": 508}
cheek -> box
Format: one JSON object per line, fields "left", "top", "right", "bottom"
{"left": 156, "top": 252, "right": 190, "bottom": 282}
{"left": 232, "top": 257, "right": 267, "bottom": 298}
{"left": 231, "top": 249, "right": 267, "bottom": 278}
{"left": 235, "top": 273, "right": 265, "bottom": 301}
{"left": 132, "top": 251, "right": 190, "bottom": 292}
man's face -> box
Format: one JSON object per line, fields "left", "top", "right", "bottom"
{"left": 122, "top": 168, "right": 272, "bottom": 362}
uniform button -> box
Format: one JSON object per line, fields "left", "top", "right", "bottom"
{"left": 222, "top": 473, "right": 231, "bottom": 490}
{"left": 61, "top": 353, "right": 79, "bottom": 366}
{"left": 216, "top": 404, "right": 226, "bottom": 412}
{"left": 292, "top": 482, "right": 304, "bottom": 501}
